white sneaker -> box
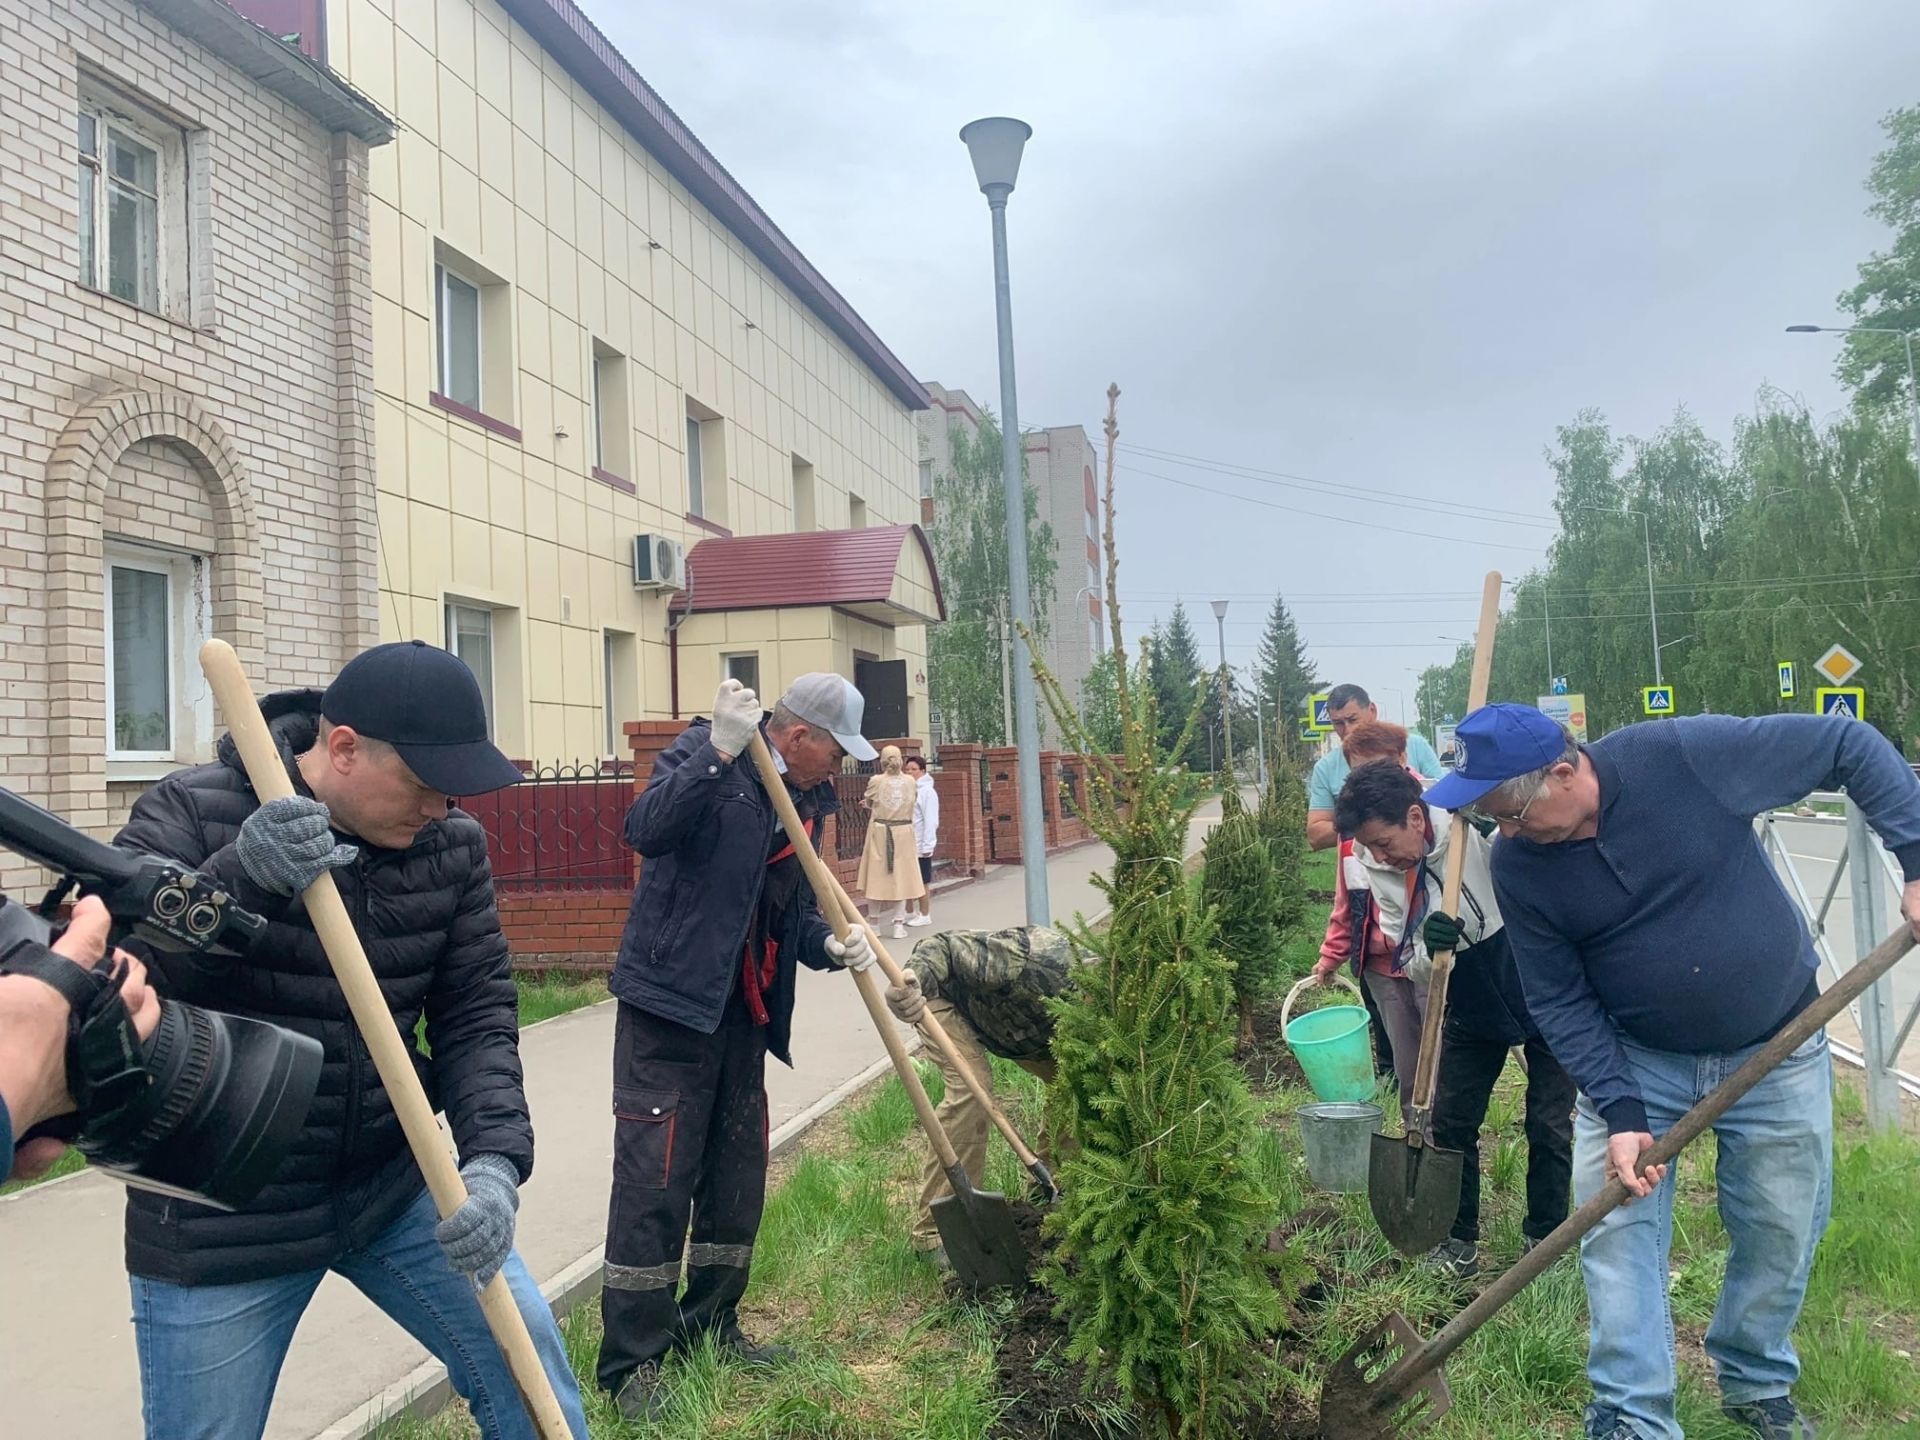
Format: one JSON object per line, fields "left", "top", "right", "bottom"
{"left": 906, "top": 913, "right": 931, "bottom": 927}
{"left": 891, "top": 922, "right": 907, "bottom": 939}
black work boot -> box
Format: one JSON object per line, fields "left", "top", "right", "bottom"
{"left": 1724, "top": 1396, "right": 1816, "bottom": 1439}
{"left": 717, "top": 1325, "right": 796, "bottom": 1368}
{"left": 614, "top": 1363, "right": 669, "bottom": 1423}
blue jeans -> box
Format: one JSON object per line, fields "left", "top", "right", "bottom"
{"left": 130, "top": 1189, "right": 589, "bottom": 1440}
{"left": 1574, "top": 1027, "right": 1832, "bottom": 1440}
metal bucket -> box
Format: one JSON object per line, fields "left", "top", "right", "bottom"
{"left": 1297, "top": 1101, "right": 1384, "bottom": 1194}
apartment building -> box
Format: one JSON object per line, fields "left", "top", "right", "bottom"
{"left": 0, "top": 0, "right": 392, "bottom": 881}
{"left": 321, "top": 0, "right": 936, "bottom": 761}
{"left": 917, "top": 382, "right": 1102, "bottom": 722}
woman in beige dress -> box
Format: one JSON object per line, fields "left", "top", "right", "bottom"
{"left": 858, "top": 745, "right": 926, "bottom": 937}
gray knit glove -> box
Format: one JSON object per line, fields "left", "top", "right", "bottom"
{"left": 435, "top": 1152, "right": 520, "bottom": 1286}
{"left": 235, "top": 795, "right": 357, "bottom": 896}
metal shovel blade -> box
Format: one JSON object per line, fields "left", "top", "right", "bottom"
{"left": 1368, "top": 1133, "right": 1464, "bottom": 1256}
{"left": 1318, "top": 1311, "right": 1451, "bottom": 1439}
{"left": 930, "top": 1168, "right": 1029, "bottom": 1293}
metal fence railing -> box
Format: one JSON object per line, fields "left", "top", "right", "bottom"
{"left": 1758, "top": 792, "right": 1919, "bottom": 1128}
{"left": 459, "top": 761, "right": 637, "bottom": 892}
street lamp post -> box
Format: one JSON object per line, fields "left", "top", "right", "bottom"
{"left": 1211, "top": 599, "right": 1233, "bottom": 784}
{"left": 961, "top": 116, "right": 1048, "bottom": 925}
{"left": 1571, "top": 503, "right": 1663, "bottom": 685}
{"left": 1787, "top": 323, "right": 1920, "bottom": 462}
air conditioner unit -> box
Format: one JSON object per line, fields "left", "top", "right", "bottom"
{"left": 631, "top": 533, "right": 686, "bottom": 591}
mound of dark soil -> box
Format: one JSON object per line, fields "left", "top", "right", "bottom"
{"left": 1242, "top": 1000, "right": 1311, "bottom": 1093}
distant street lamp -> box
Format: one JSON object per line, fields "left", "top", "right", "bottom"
{"left": 1787, "top": 323, "right": 1920, "bottom": 461}
{"left": 1211, "top": 599, "right": 1233, "bottom": 782}
{"left": 961, "top": 116, "right": 1048, "bottom": 925}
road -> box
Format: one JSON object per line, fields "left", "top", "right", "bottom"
{"left": 1762, "top": 811, "right": 1919, "bottom": 1082}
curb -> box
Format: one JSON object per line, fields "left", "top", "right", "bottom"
{"left": 313, "top": 1040, "right": 918, "bottom": 1440}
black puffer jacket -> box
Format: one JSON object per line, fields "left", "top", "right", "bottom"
{"left": 113, "top": 690, "right": 530, "bottom": 1286}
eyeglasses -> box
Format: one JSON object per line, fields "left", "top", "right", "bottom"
{"left": 1470, "top": 782, "right": 1545, "bottom": 828}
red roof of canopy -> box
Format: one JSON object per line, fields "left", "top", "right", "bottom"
{"left": 671, "top": 525, "right": 946, "bottom": 622}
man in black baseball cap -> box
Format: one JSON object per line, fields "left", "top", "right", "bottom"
{"left": 113, "top": 641, "right": 587, "bottom": 1440}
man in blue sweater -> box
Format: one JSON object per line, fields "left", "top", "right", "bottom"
{"left": 1426, "top": 704, "right": 1920, "bottom": 1440}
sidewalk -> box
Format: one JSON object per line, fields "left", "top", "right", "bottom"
{"left": 0, "top": 798, "right": 1235, "bottom": 1439}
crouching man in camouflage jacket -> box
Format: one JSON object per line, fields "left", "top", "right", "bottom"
{"left": 883, "top": 926, "right": 1071, "bottom": 1266}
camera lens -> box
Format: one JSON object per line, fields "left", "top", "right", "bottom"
{"left": 78, "top": 1002, "right": 323, "bottom": 1212}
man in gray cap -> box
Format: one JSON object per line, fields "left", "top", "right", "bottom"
{"left": 598, "top": 673, "right": 877, "bottom": 1419}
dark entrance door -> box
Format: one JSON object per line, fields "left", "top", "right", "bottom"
{"left": 854, "top": 658, "right": 909, "bottom": 741}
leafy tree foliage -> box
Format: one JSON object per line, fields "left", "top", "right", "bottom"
{"left": 1837, "top": 105, "right": 1920, "bottom": 412}
{"left": 926, "top": 413, "right": 1057, "bottom": 745}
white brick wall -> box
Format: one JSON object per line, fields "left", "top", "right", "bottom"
{"left": 0, "top": 0, "right": 381, "bottom": 886}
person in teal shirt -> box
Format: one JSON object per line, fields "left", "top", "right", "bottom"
{"left": 1307, "top": 684, "right": 1445, "bottom": 850}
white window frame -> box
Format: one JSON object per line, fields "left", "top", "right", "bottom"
{"left": 445, "top": 600, "right": 497, "bottom": 739}
{"left": 77, "top": 87, "right": 188, "bottom": 320}
{"left": 723, "top": 652, "right": 760, "bottom": 694}
{"left": 602, "top": 628, "right": 638, "bottom": 759}
{"left": 435, "top": 260, "right": 484, "bottom": 411}
{"left": 104, "top": 540, "right": 211, "bottom": 769}
{"left": 848, "top": 493, "right": 868, "bottom": 529}
{"left": 685, "top": 413, "right": 704, "bottom": 517}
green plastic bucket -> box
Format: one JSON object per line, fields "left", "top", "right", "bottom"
{"left": 1280, "top": 975, "right": 1377, "bottom": 1103}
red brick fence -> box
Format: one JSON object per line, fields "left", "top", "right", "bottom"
{"left": 466, "top": 722, "right": 1116, "bottom": 973}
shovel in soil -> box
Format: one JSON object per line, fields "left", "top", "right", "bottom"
{"left": 1322, "top": 923, "right": 1917, "bottom": 1439}
{"left": 744, "top": 735, "right": 1028, "bottom": 1292}
{"left": 1367, "top": 571, "right": 1501, "bottom": 1256}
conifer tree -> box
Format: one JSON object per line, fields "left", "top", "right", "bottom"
{"left": 1031, "top": 385, "right": 1283, "bottom": 1440}
{"left": 1256, "top": 764, "right": 1309, "bottom": 976}
{"left": 1202, "top": 804, "right": 1281, "bottom": 1048}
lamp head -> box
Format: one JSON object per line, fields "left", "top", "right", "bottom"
{"left": 1211, "top": 599, "right": 1230, "bottom": 621}
{"left": 960, "top": 117, "right": 1033, "bottom": 197}
{"left": 1784, "top": 324, "right": 1823, "bottom": 333}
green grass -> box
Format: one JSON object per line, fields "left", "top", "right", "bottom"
{"left": 372, "top": 1066, "right": 1031, "bottom": 1439}
{"left": 515, "top": 971, "right": 611, "bottom": 1027}
{"left": 0, "top": 1144, "right": 87, "bottom": 1198}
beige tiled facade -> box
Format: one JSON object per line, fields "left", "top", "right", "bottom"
{"left": 331, "top": 0, "right": 931, "bottom": 763}
{"left": 0, "top": 0, "right": 390, "bottom": 884}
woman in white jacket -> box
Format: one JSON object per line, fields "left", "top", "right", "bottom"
{"left": 905, "top": 755, "right": 940, "bottom": 927}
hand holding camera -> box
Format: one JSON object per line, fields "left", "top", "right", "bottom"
{"left": 0, "top": 896, "right": 160, "bottom": 1181}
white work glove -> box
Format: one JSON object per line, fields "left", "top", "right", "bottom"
{"left": 885, "top": 969, "right": 926, "bottom": 1024}
{"left": 826, "top": 926, "right": 877, "bottom": 973}
{"left": 709, "top": 677, "right": 762, "bottom": 760}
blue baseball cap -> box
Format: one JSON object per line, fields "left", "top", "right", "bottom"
{"left": 1424, "top": 703, "right": 1572, "bottom": 812}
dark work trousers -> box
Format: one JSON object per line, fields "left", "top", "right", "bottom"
{"left": 1360, "top": 978, "right": 1396, "bottom": 1081}
{"left": 596, "top": 989, "right": 769, "bottom": 1396}
{"left": 1428, "top": 1024, "right": 1576, "bottom": 1245}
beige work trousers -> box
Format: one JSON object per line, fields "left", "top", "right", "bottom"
{"left": 909, "top": 997, "right": 1056, "bottom": 1250}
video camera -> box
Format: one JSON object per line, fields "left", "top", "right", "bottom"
{"left": 0, "top": 786, "right": 321, "bottom": 1210}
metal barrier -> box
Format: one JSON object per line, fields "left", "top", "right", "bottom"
{"left": 1757, "top": 792, "right": 1919, "bottom": 1127}
{"left": 458, "top": 761, "right": 637, "bottom": 892}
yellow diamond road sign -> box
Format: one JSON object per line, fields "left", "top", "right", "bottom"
{"left": 1814, "top": 644, "right": 1861, "bottom": 687}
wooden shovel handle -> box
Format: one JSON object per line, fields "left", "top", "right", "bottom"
{"left": 198, "top": 641, "right": 571, "bottom": 1440}
{"left": 1407, "top": 570, "right": 1502, "bottom": 1117}
{"left": 816, "top": 865, "right": 1048, "bottom": 1171}
{"left": 742, "top": 734, "right": 963, "bottom": 1171}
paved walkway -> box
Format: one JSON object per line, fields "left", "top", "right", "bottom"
{"left": 0, "top": 799, "right": 1234, "bottom": 1439}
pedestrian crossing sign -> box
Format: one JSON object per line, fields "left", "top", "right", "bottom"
{"left": 1642, "top": 685, "right": 1675, "bottom": 715}
{"left": 1817, "top": 686, "right": 1865, "bottom": 721}
{"left": 1308, "top": 693, "right": 1332, "bottom": 732}
{"left": 1777, "top": 661, "right": 1795, "bottom": 700}
{"left": 1299, "top": 718, "right": 1320, "bottom": 742}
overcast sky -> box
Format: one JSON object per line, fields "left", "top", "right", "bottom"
{"left": 592, "top": 0, "right": 1920, "bottom": 716}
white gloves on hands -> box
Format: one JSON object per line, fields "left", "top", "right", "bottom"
{"left": 826, "top": 926, "right": 877, "bottom": 973}
{"left": 710, "top": 678, "right": 762, "bottom": 760}
{"left": 885, "top": 970, "right": 926, "bottom": 1024}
